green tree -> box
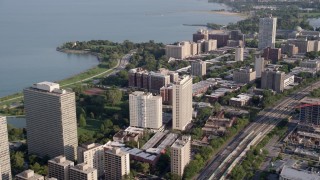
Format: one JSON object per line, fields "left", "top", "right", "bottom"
{"left": 11, "top": 151, "right": 24, "bottom": 172}
{"left": 106, "top": 88, "right": 123, "bottom": 106}
{"left": 79, "top": 114, "right": 87, "bottom": 127}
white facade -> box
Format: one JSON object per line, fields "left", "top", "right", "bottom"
{"left": 166, "top": 41, "right": 192, "bottom": 59}
{"left": 255, "top": 57, "right": 265, "bottom": 78}
{"left": 77, "top": 143, "right": 104, "bottom": 178}
{"left": 171, "top": 136, "right": 191, "bottom": 177}
{"left": 48, "top": 156, "right": 74, "bottom": 180}
{"left": 69, "top": 163, "right": 97, "bottom": 180}
{"left": 172, "top": 76, "right": 193, "bottom": 130}
{"left": 204, "top": 39, "right": 217, "bottom": 52}
{"left": 258, "top": 16, "right": 277, "bottom": 49}
{"left": 129, "top": 91, "right": 162, "bottom": 129}
{"left": 235, "top": 47, "right": 244, "bottom": 61}
{"left": 283, "top": 74, "right": 295, "bottom": 88}
{"left": 15, "top": 170, "right": 44, "bottom": 180}
{"left": 0, "top": 116, "right": 11, "bottom": 180}
{"left": 104, "top": 147, "right": 130, "bottom": 180}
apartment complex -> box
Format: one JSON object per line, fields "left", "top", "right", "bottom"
{"left": 160, "top": 85, "right": 174, "bottom": 105}
{"left": 104, "top": 147, "right": 130, "bottom": 180}
{"left": 263, "top": 47, "right": 281, "bottom": 64}
{"left": 233, "top": 68, "right": 256, "bottom": 84}
{"left": 300, "top": 59, "right": 320, "bottom": 70}
{"left": 258, "top": 15, "right": 277, "bottom": 49}
{"left": 191, "top": 60, "right": 206, "bottom": 76}
{"left": 77, "top": 143, "right": 104, "bottom": 178}
{"left": 281, "top": 43, "right": 299, "bottom": 57}
{"left": 261, "top": 70, "right": 285, "bottom": 93}
{"left": 299, "top": 97, "right": 320, "bottom": 126}
{"left": 235, "top": 47, "right": 244, "bottom": 61}
{"left": 48, "top": 156, "right": 74, "bottom": 180}
{"left": 15, "top": 170, "right": 44, "bottom": 180}
{"left": 23, "top": 82, "right": 78, "bottom": 161}
{"left": 172, "top": 76, "right": 193, "bottom": 130}
{"left": 286, "top": 38, "right": 320, "bottom": 54}
{"left": 128, "top": 68, "right": 176, "bottom": 93}
{"left": 254, "top": 56, "right": 266, "bottom": 78}
{"left": 0, "top": 116, "right": 11, "bottom": 180}
{"left": 69, "top": 163, "right": 97, "bottom": 180}
{"left": 171, "top": 136, "right": 191, "bottom": 177}
{"left": 165, "top": 40, "right": 217, "bottom": 59}
{"left": 129, "top": 91, "right": 162, "bottom": 129}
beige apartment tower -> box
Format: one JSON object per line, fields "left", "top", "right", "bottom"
{"left": 23, "top": 82, "right": 78, "bottom": 161}
{"left": 0, "top": 116, "right": 11, "bottom": 180}
{"left": 69, "top": 163, "right": 97, "bottom": 180}
{"left": 48, "top": 155, "right": 74, "bottom": 180}
{"left": 191, "top": 61, "right": 206, "bottom": 76}
{"left": 254, "top": 57, "right": 266, "bottom": 78}
{"left": 233, "top": 68, "right": 256, "bottom": 84}
{"left": 235, "top": 47, "right": 244, "bottom": 61}
{"left": 171, "top": 136, "right": 191, "bottom": 177}
{"left": 77, "top": 143, "right": 104, "bottom": 178}
{"left": 172, "top": 76, "right": 193, "bottom": 130}
{"left": 129, "top": 91, "right": 162, "bottom": 129}
{"left": 258, "top": 15, "right": 277, "bottom": 49}
{"left": 104, "top": 147, "right": 130, "bottom": 180}
{"left": 15, "top": 170, "right": 44, "bottom": 180}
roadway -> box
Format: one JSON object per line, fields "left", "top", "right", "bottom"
{"left": 197, "top": 80, "right": 320, "bottom": 180}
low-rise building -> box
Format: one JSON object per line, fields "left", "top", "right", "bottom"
{"left": 202, "top": 114, "right": 236, "bottom": 136}
{"left": 280, "top": 166, "right": 320, "bottom": 180}
{"left": 113, "top": 127, "right": 144, "bottom": 143}
{"left": 300, "top": 59, "right": 320, "bottom": 70}
{"left": 283, "top": 74, "right": 295, "bottom": 88}
{"left": 229, "top": 93, "right": 253, "bottom": 107}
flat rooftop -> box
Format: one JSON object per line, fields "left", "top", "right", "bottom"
{"left": 300, "top": 97, "right": 320, "bottom": 105}
{"left": 280, "top": 166, "right": 320, "bottom": 180}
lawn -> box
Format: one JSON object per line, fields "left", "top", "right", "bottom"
{"left": 78, "top": 118, "right": 102, "bottom": 136}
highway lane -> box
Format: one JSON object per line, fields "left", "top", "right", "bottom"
{"left": 197, "top": 81, "right": 320, "bottom": 180}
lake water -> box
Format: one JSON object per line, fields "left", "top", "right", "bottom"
{"left": 6, "top": 117, "right": 26, "bottom": 128}
{"left": 0, "top": 0, "right": 243, "bottom": 98}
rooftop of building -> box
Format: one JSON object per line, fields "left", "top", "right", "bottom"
{"left": 70, "top": 163, "right": 96, "bottom": 174}
{"left": 280, "top": 165, "right": 320, "bottom": 180}
{"left": 104, "top": 147, "right": 129, "bottom": 157}
{"left": 26, "top": 81, "right": 70, "bottom": 95}
{"left": 79, "top": 143, "right": 103, "bottom": 150}
{"left": 49, "top": 156, "right": 74, "bottom": 167}
{"left": 300, "top": 97, "right": 320, "bottom": 105}
{"left": 230, "top": 93, "right": 253, "bottom": 101}
{"left": 171, "top": 135, "right": 191, "bottom": 149}
{"left": 16, "top": 170, "right": 43, "bottom": 179}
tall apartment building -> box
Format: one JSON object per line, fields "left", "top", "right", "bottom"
{"left": 204, "top": 39, "right": 217, "bottom": 52}
{"left": 235, "top": 47, "right": 244, "bottom": 61}
{"left": 193, "top": 29, "right": 209, "bottom": 42}
{"left": 23, "top": 82, "right": 78, "bottom": 161}
{"left": 191, "top": 61, "right": 206, "bottom": 76}
{"left": 165, "top": 41, "right": 192, "bottom": 59}
{"left": 286, "top": 38, "right": 320, "bottom": 54}
{"left": 171, "top": 136, "right": 191, "bottom": 177}
{"left": 299, "top": 97, "right": 320, "bottom": 126}
{"left": 48, "top": 156, "right": 74, "bottom": 180}
{"left": 263, "top": 47, "right": 281, "bottom": 64}
{"left": 281, "top": 43, "right": 298, "bottom": 57}
{"left": 129, "top": 91, "right": 162, "bottom": 129}
{"left": 172, "top": 76, "right": 193, "bottom": 131}
{"left": 128, "top": 68, "right": 172, "bottom": 93}
{"left": 15, "top": 170, "right": 44, "bottom": 180}
{"left": 104, "top": 147, "right": 130, "bottom": 180}
{"left": 69, "top": 163, "right": 97, "bottom": 180}
{"left": 261, "top": 70, "right": 285, "bottom": 93}
{"left": 258, "top": 15, "right": 277, "bottom": 49}
{"left": 0, "top": 116, "right": 11, "bottom": 180}
{"left": 254, "top": 56, "right": 266, "bottom": 78}
{"left": 77, "top": 143, "right": 104, "bottom": 178}
{"left": 233, "top": 68, "right": 256, "bottom": 84}
{"left": 160, "top": 85, "right": 173, "bottom": 105}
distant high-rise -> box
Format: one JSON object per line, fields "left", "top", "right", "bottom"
{"left": 24, "top": 82, "right": 78, "bottom": 161}
{"left": 69, "top": 163, "right": 97, "bottom": 180}
{"left": 0, "top": 116, "right": 11, "bottom": 180}
{"left": 15, "top": 170, "right": 44, "bottom": 180}
{"left": 235, "top": 47, "right": 244, "bottom": 61}
{"left": 77, "top": 143, "right": 104, "bottom": 178}
{"left": 48, "top": 156, "right": 74, "bottom": 180}
{"left": 261, "top": 70, "right": 285, "bottom": 93}
{"left": 104, "top": 147, "right": 130, "bottom": 180}
{"left": 129, "top": 91, "right": 162, "bottom": 129}
{"left": 233, "top": 68, "right": 256, "bottom": 84}
{"left": 258, "top": 15, "right": 277, "bottom": 49}
{"left": 191, "top": 61, "right": 206, "bottom": 76}
{"left": 254, "top": 56, "right": 266, "bottom": 78}
{"left": 171, "top": 135, "right": 191, "bottom": 177}
{"left": 263, "top": 47, "right": 281, "bottom": 64}
{"left": 172, "top": 76, "right": 193, "bottom": 130}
